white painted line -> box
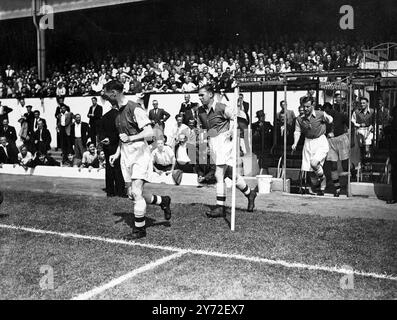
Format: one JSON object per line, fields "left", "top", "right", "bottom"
{"left": 1, "top": 223, "right": 396, "bottom": 282}
{"left": 71, "top": 251, "right": 186, "bottom": 300}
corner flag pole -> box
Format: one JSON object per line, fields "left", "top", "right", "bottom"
{"left": 231, "top": 86, "right": 239, "bottom": 231}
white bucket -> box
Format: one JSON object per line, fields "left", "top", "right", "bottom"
{"left": 256, "top": 175, "right": 273, "bottom": 194}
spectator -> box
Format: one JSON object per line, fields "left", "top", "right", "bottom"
{"left": 179, "top": 94, "right": 199, "bottom": 126}
{"left": 57, "top": 104, "right": 73, "bottom": 163}
{"left": 0, "top": 136, "right": 18, "bottom": 165}
{"left": 56, "top": 81, "right": 67, "bottom": 99}
{"left": 32, "top": 110, "right": 47, "bottom": 131}
{"left": 80, "top": 142, "right": 99, "bottom": 170}
{"left": 63, "top": 151, "right": 82, "bottom": 168}
{"left": 175, "top": 133, "right": 194, "bottom": 173}
{"left": 151, "top": 138, "right": 176, "bottom": 175}
{"left": 181, "top": 77, "right": 198, "bottom": 92}
{"left": 0, "top": 101, "right": 13, "bottom": 124}
{"left": 148, "top": 100, "right": 170, "bottom": 133}
{"left": 33, "top": 119, "right": 52, "bottom": 154}
{"left": 29, "top": 151, "right": 60, "bottom": 167}
{"left": 87, "top": 97, "right": 103, "bottom": 145}
{"left": 97, "top": 150, "right": 106, "bottom": 170}
{"left": 352, "top": 97, "right": 375, "bottom": 161}
{"left": 169, "top": 114, "right": 189, "bottom": 150}
{"left": 277, "top": 100, "right": 296, "bottom": 145}
{"left": 71, "top": 114, "right": 90, "bottom": 160}
{"left": 252, "top": 111, "right": 273, "bottom": 172}
{"left": 54, "top": 97, "right": 71, "bottom": 151}
{"left": 376, "top": 98, "right": 391, "bottom": 144}
{"left": 1, "top": 119, "right": 17, "bottom": 146}
{"left": 17, "top": 145, "right": 33, "bottom": 170}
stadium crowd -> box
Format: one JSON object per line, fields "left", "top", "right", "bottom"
{"left": 0, "top": 40, "right": 367, "bottom": 99}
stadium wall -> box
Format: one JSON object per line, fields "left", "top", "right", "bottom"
{"left": 1, "top": 90, "right": 320, "bottom": 149}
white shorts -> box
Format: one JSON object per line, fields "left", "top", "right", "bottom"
{"left": 301, "top": 135, "right": 329, "bottom": 172}
{"left": 356, "top": 127, "right": 373, "bottom": 146}
{"left": 209, "top": 131, "right": 234, "bottom": 166}
{"left": 120, "top": 140, "right": 152, "bottom": 183}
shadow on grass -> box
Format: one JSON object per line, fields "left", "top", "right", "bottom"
{"left": 113, "top": 212, "right": 171, "bottom": 228}
{"left": 0, "top": 213, "right": 9, "bottom": 219}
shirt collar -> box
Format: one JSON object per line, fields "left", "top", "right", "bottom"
{"left": 361, "top": 107, "right": 370, "bottom": 114}
{"left": 204, "top": 100, "right": 216, "bottom": 113}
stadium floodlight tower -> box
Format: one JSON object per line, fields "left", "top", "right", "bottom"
{"left": 32, "top": 0, "right": 46, "bottom": 81}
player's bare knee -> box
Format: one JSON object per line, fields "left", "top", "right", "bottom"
{"left": 310, "top": 160, "right": 320, "bottom": 170}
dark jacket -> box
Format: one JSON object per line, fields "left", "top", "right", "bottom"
{"left": 33, "top": 128, "right": 52, "bottom": 152}
{"left": 71, "top": 122, "right": 90, "bottom": 147}
{"left": 0, "top": 105, "right": 13, "bottom": 123}
{"left": 29, "top": 155, "right": 60, "bottom": 168}
{"left": 98, "top": 108, "right": 119, "bottom": 154}
{"left": 179, "top": 102, "right": 199, "bottom": 125}
{"left": 0, "top": 143, "right": 18, "bottom": 164}
{"left": 1, "top": 125, "right": 17, "bottom": 143}
{"left": 149, "top": 108, "right": 170, "bottom": 128}
{"left": 87, "top": 104, "right": 103, "bottom": 128}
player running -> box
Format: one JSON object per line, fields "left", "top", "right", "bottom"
{"left": 103, "top": 80, "right": 171, "bottom": 240}
{"left": 197, "top": 85, "right": 257, "bottom": 218}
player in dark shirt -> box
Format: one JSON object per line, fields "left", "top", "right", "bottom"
{"left": 324, "top": 103, "right": 350, "bottom": 196}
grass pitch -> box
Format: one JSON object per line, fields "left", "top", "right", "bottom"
{"left": 0, "top": 189, "right": 396, "bottom": 300}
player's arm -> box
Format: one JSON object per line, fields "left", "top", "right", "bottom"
{"left": 351, "top": 111, "right": 360, "bottom": 128}
{"left": 119, "top": 107, "right": 154, "bottom": 143}
{"left": 292, "top": 119, "right": 301, "bottom": 151}
{"left": 224, "top": 104, "right": 237, "bottom": 137}
{"left": 323, "top": 111, "right": 333, "bottom": 124}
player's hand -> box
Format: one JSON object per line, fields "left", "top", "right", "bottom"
{"left": 119, "top": 133, "right": 129, "bottom": 143}
{"left": 101, "top": 138, "right": 110, "bottom": 145}
{"left": 291, "top": 143, "right": 297, "bottom": 151}
{"left": 109, "top": 154, "right": 117, "bottom": 167}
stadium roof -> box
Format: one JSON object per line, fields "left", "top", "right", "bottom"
{"left": 0, "top": 0, "right": 146, "bottom": 21}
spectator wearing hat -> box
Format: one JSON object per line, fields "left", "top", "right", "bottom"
{"left": 252, "top": 110, "right": 273, "bottom": 172}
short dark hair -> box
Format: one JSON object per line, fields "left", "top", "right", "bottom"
{"left": 34, "top": 110, "right": 40, "bottom": 115}
{"left": 360, "top": 97, "right": 369, "bottom": 103}
{"left": 103, "top": 80, "right": 124, "bottom": 92}
{"left": 280, "top": 100, "right": 285, "bottom": 106}
{"left": 301, "top": 96, "right": 314, "bottom": 105}
{"left": 91, "top": 97, "right": 97, "bottom": 101}
{"left": 175, "top": 114, "right": 183, "bottom": 120}
{"left": 199, "top": 84, "right": 214, "bottom": 94}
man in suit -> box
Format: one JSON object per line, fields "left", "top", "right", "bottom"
{"left": 98, "top": 103, "right": 125, "bottom": 197}
{"left": 87, "top": 97, "right": 103, "bottom": 145}
{"left": 32, "top": 110, "right": 47, "bottom": 131}
{"left": 33, "top": 119, "right": 52, "bottom": 154}
{"left": 149, "top": 100, "right": 170, "bottom": 133}
{"left": 179, "top": 94, "right": 198, "bottom": 126}
{"left": 55, "top": 97, "right": 71, "bottom": 151}
{"left": 57, "top": 104, "right": 73, "bottom": 163}
{"left": 0, "top": 101, "right": 13, "bottom": 124}
{"left": 252, "top": 110, "right": 274, "bottom": 171}
{"left": 1, "top": 119, "right": 17, "bottom": 146}
{"left": 23, "top": 105, "right": 36, "bottom": 152}
{"left": 0, "top": 136, "right": 18, "bottom": 165}
{"left": 71, "top": 114, "right": 90, "bottom": 160}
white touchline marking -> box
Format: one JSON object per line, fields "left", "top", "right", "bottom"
{"left": 1, "top": 223, "right": 396, "bottom": 282}
{"left": 71, "top": 251, "right": 186, "bottom": 300}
